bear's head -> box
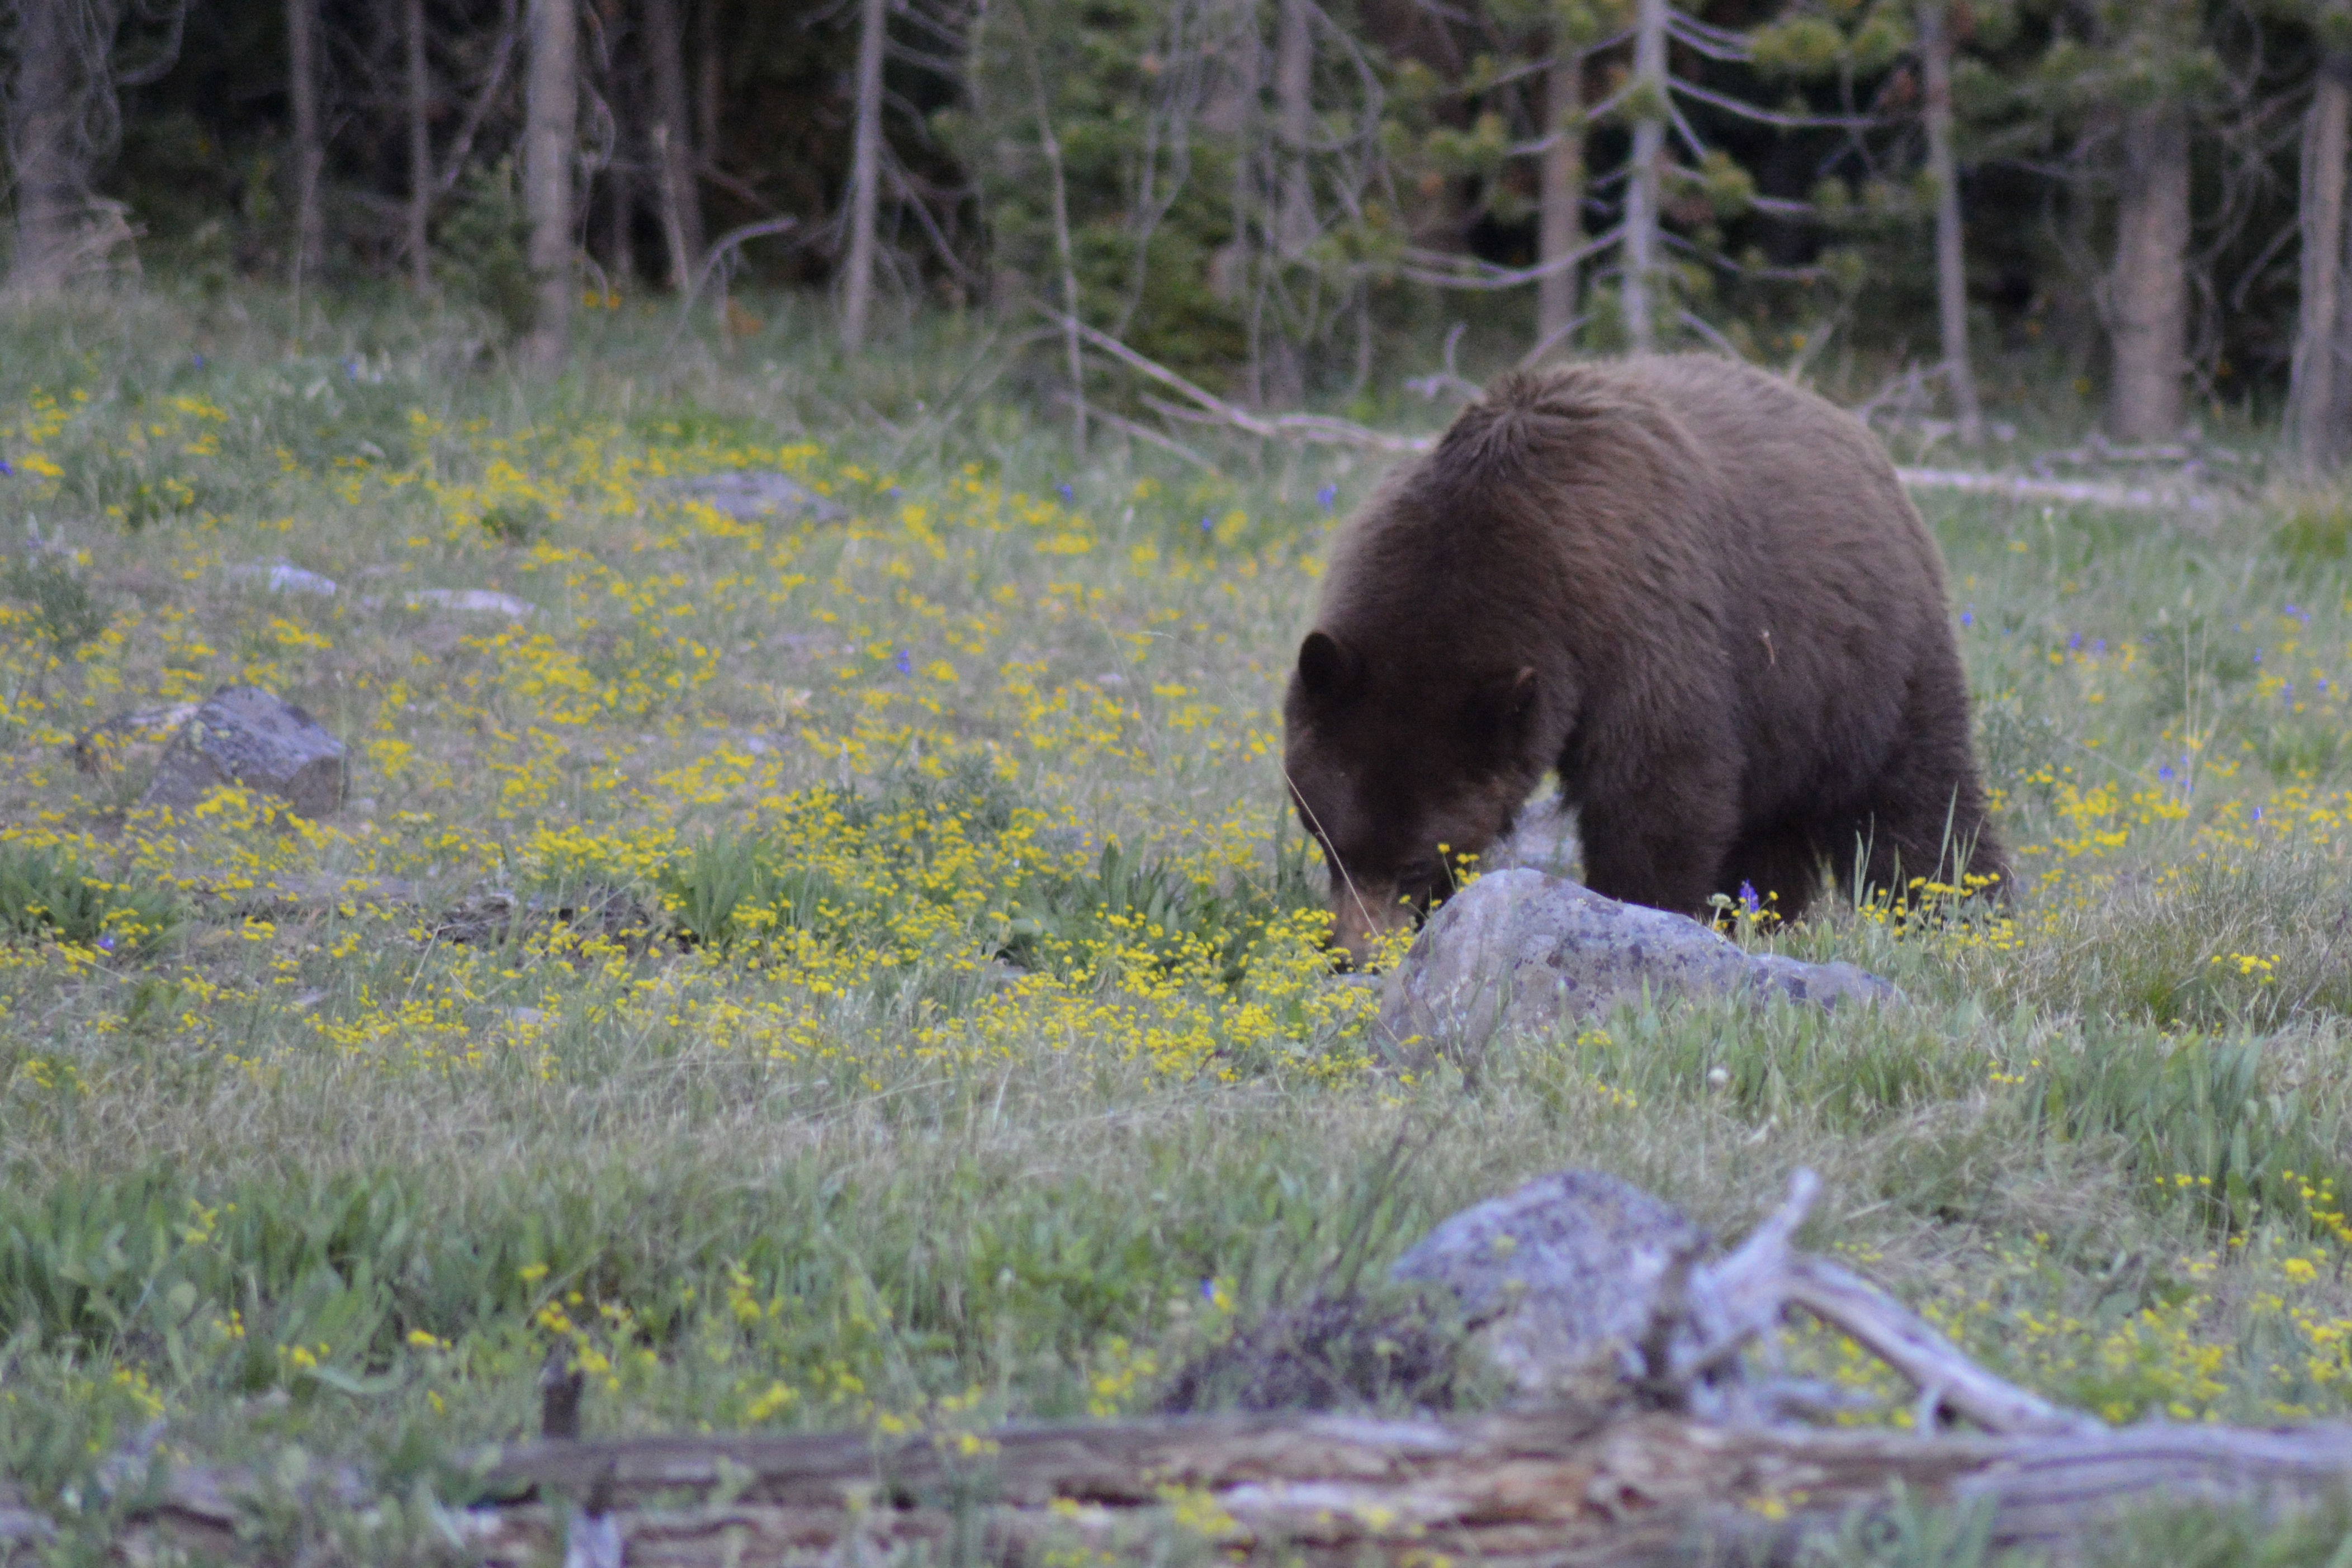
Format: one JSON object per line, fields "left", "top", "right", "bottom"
{"left": 1283, "top": 628, "right": 1542, "bottom": 969}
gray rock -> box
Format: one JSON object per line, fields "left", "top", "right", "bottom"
{"left": 658, "top": 471, "right": 850, "bottom": 524}
{"left": 1390, "top": 1169, "right": 1707, "bottom": 1404}
{"left": 1485, "top": 795, "right": 1581, "bottom": 877}
{"left": 141, "top": 686, "right": 346, "bottom": 818}
{"left": 404, "top": 588, "right": 538, "bottom": 618}
{"left": 226, "top": 558, "right": 338, "bottom": 596}
{"left": 1378, "top": 869, "right": 1895, "bottom": 1062}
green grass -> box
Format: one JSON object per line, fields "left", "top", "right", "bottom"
{"left": 4, "top": 281, "right": 2352, "bottom": 1561}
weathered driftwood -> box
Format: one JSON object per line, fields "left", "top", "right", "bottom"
{"left": 120, "top": 1411, "right": 2352, "bottom": 1566}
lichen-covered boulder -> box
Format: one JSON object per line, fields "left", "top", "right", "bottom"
{"left": 1390, "top": 1169, "right": 1707, "bottom": 1404}
{"left": 141, "top": 686, "right": 346, "bottom": 818}
{"left": 1378, "top": 869, "right": 1894, "bottom": 1063}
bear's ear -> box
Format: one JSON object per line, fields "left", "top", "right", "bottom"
{"left": 1464, "top": 666, "right": 1537, "bottom": 749}
{"left": 1296, "top": 631, "right": 1360, "bottom": 702}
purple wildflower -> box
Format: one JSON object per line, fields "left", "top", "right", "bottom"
{"left": 1738, "top": 881, "right": 1761, "bottom": 916}
{"left": 1316, "top": 484, "right": 1338, "bottom": 511}
{"left": 894, "top": 649, "right": 912, "bottom": 675}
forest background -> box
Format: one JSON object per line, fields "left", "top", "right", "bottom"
{"left": 16, "top": 0, "right": 2352, "bottom": 450}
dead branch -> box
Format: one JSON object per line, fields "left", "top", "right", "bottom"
{"left": 1781, "top": 1257, "right": 2097, "bottom": 1438}
{"left": 1062, "top": 314, "right": 1433, "bottom": 454}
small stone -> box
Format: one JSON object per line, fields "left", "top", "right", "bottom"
{"left": 404, "top": 588, "right": 537, "bottom": 618}
{"left": 1378, "top": 869, "right": 1896, "bottom": 1065}
{"left": 226, "top": 558, "right": 338, "bottom": 596}
{"left": 141, "top": 687, "right": 346, "bottom": 818}
{"left": 1390, "top": 1169, "right": 1708, "bottom": 1404}
{"left": 657, "top": 471, "right": 849, "bottom": 524}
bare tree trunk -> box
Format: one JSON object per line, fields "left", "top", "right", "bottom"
{"left": 524, "top": 0, "right": 579, "bottom": 370}
{"left": 7, "top": 0, "right": 79, "bottom": 296}
{"left": 694, "top": 0, "right": 720, "bottom": 164}
{"left": 1275, "top": 0, "right": 1312, "bottom": 255}
{"left": 406, "top": 0, "right": 432, "bottom": 291}
{"left": 603, "top": 24, "right": 641, "bottom": 291}
{"left": 288, "top": 0, "right": 325, "bottom": 284}
{"left": 1918, "top": 1, "right": 1980, "bottom": 444}
{"left": 2106, "top": 102, "right": 2189, "bottom": 442}
{"left": 2292, "top": 53, "right": 2352, "bottom": 470}
{"left": 1622, "top": 0, "right": 1666, "bottom": 354}
{"left": 1536, "top": 44, "right": 1584, "bottom": 357}
{"left": 839, "top": 0, "right": 887, "bottom": 350}
{"left": 605, "top": 163, "right": 636, "bottom": 288}
{"left": 643, "top": 0, "right": 703, "bottom": 287}
{"left": 653, "top": 125, "right": 689, "bottom": 296}
{"left": 1011, "top": 1, "right": 1083, "bottom": 454}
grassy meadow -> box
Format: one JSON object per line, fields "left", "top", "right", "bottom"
{"left": 10, "top": 288, "right": 2352, "bottom": 1562}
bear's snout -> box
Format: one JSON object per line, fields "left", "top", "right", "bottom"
{"left": 1326, "top": 879, "right": 1417, "bottom": 971}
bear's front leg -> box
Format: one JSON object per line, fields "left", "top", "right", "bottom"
{"left": 1578, "top": 788, "right": 1739, "bottom": 919}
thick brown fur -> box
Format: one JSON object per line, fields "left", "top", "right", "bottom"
{"left": 1283, "top": 354, "right": 2006, "bottom": 964}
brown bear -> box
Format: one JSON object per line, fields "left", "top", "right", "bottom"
{"left": 1283, "top": 353, "right": 2005, "bottom": 967}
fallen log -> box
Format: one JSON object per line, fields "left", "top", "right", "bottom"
{"left": 1054, "top": 319, "right": 2232, "bottom": 519}
{"left": 1890, "top": 466, "right": 2222, "bottom": 514}
{"left": 117, "top": 1410, "right": 2352, "bottom": 1566}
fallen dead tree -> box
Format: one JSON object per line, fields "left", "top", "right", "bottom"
{"left": 1055, "top": 316, "right": 2233, "bottom": 518}
{"left": 97, "top": 1172, "right": 2352, "bottom": 1566}
{"left": 1891, "top": 465, "right": 2223, "bottom": 514}
{"left": 120, "top": 1403, "right": 2352, "bottom": 1565}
